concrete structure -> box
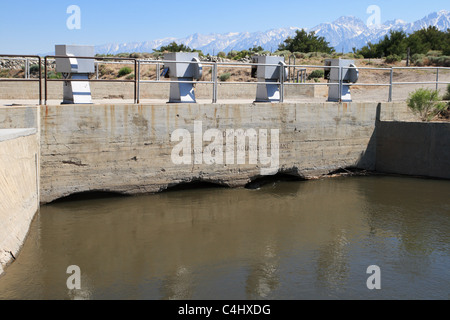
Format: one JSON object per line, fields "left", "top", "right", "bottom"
{"left": 55, "top": 45, "right": 95, "bottom": 104}
{"left": 324, "top": 59, "right": 359, "bottom": 102}
{"left": 31, "top": 101, "right": 417, "bottom": 204}
{"left": 0, "top": 128, "right": 39, "bottom": 275}
{"left": 251, "top": 56, "right": 288, "bottom": 102}
{"left": 376, "top": 121, "right": 450, "bottom": 179}
{"left": 163, "top": 52, "right": 203, "bottom": 103}
{"left": 1, "top": 100, "right": 449, "bottom": 276}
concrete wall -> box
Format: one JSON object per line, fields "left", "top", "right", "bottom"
{"left": 36, "top": 102, "right": 394, "bottom": 204}
{"left": 376, "top": 121, "right": 450, "bottom": 179}
{"left": 0, "top": 102, "right": 427, "bottom": 205}
{"left": 0, "top": 128, "right": 39, "bottom": 275}
{"left": 0, "top": 81, "right": 327, "bottom": 101}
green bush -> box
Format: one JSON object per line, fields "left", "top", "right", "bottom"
{"left": 47, "top": 71, "right": 62, "bottom": 79}
{"left": 443, "top": 84, "right": 450, "bottom": 101}
{"left": 411, "top": 53, "right": 426, "bottom": 65}
{"left": 407, "top": 88, "right": 447, "bottom": 121}
{"left": 427, "top": 50, "right": 443, "bottom": 57}
{"left": 385, "top": 54, "right": 402, "bottom": 63}
{"left": 30, "top": 64, "right": 40, "bottom": 73}
{"left": 307, "top": 69, "right": 324, "bottom": 80}
{"left": 126, "top": 73, "right": 135, "bottom": 80}
{"left": 217, "top": 52, "right": 226, "bottom": 58}
{"left": 427, "top": 55, "right": 450, "bottom": 67}
{"left": 118, "top": 67, "right": 132, "bottom": 77}
{"left": 219, "top": 72, "right": 231, "bottom": 82}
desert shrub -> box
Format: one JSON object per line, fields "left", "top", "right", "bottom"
{"left": 293, "top": 52, "right": 306, "bottom": 59}
{"left": 427, "top": 55, "right": 450, "bottom": 67}
{"left": 443, "top": 84, "right": 450, "bottom": 101}
{"left": 98, "top": 65, "right": 114, "bottom": 76}
{"left": 0, "top": 69, "right": 10, "bottom": 78}
{"left": 411, "top": 53, "right": 426, "bottom": 65}
{"left": 385, "top": 54, "right": 402, "bottom": 63}
{"left": 407, "top": 88, "right": 447, "bottom": 121}
{"left": 217, "top": 52, "right": 226, "bottom": 58}
{"left": 219, "top": 72, "right": 231, "bottom": 82}
{"left": 126, "top": 73, "right": 135, "bottom": 80}
{"left": 47, "top": 71, "right": 62, "bottom": 79}
{"left": 30, "top": 64, "right": 40, "bottom": 73}
{"left": 427, "top": 50, "right": 443, "bottom": 57}
{"left": 307, "top": 69, "right": 324, "bottom": 80}
{"left": 273, "top": 50, "right": 291, "bottom": 58}
{"left": 118, "top": 67, "right": 132, "bottom": 77}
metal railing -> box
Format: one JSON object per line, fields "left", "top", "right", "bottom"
{"left": 1, "top": 54, "right": 450, "bottom": 105}
{"left": 0, "top": 54, "right": 42, "bottom": 104}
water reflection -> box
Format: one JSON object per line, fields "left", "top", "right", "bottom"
{"left": 0, "top": 176, "right": 448, "bottom": 300}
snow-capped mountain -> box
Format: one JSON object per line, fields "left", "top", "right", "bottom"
{"left": 95, "top": 10, "right": 450, "bottom": 55}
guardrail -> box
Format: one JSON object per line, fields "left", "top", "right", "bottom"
{"left": 0, "top": 54, "right": 42, "bottom": 104}
{"left": 1, "top": 54, "right": 449, "bottom": 105}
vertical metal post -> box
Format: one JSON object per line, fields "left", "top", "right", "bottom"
{"left": 213, "top": 62, "right": 218, "bottom": 103}
{"left": 293, "top": 56, "right": 296, "bottom": 83}
{"left": 25, "top": 58, "right": 29, "bottom": 79}
{"left": 436, "top": 67, "right": 439, "bottom": 92}
{"left": 44, "top": 56, "right": 47, "bottom": 105}
{"left": 95, "top": 61, "right": 99, "bottom": 80}
{"left": 388, "top": 68, "right": 393, "bottom": 102}
{"left": 338, "top": 66, "right": 342, "bottom": 103}
{"left": 134, "top": 59, "right": 138, "bottom": 104}
{"left": 137, "top": 60, "right": 141, "bottom": 104}
{"left": 157, "top": 62, "right": 160, "bottom": 81}
{"left": 38, "top": 57, "right": 42, "bottom": 105}
{"left": 280, "top": 63, "right": 284, "bottom": 103}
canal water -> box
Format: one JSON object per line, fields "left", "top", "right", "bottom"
{"left": 0, "top": 176, "right": 448, "bottom": 300}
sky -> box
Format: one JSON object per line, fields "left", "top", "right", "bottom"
{"left": 0, "top": 0, "right": 448, "bottom": 54}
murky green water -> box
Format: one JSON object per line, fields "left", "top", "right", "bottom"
{"left": 0, "top": 176, "right": 449, "bottom": 300}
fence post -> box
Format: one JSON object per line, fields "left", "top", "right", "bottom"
{"left": 338, "top": 66, "right": 342, "bottom": 103}
{"left": 212, "top": 62, "right": 218, "bottom": 103}
{"left": 157, "top": 62, "right": 160, "bottom": 81}
{"left": 44, "top": 56, "right": 47, "bottom": 105}
{"left": 280, "top": 63, "right": 285, "bottom": 103}
{"left": 436, "top": 67, "right": 439, "bottom": 92}
{"left": 38, "top": 57, "right": 42, "bottom": 105}
{"left": 388, "top": 68, "right": 393, "bottom": 102}
{"left": 137, "top": 60, "right": 141, "bottom": 104}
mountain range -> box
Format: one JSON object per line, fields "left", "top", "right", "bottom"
{"left": 95, "top": 10, "right": 450, "bottom": 55}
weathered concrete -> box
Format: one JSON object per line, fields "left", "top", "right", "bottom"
{"left": 33, "top": 101, "right": 416, "bottom": 204}
{"left": 0, "top": 128, "right": 39, "bottom": 275}
{"left": 376, "top": 121, "right": 450, "bottom": 179}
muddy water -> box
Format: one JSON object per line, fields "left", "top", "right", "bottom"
{"left": 0, "top": 176, "right": 449, "bottom": 300}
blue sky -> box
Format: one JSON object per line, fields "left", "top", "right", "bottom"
{"left": 0, "top": 0, "right": 448, "bottom": 54}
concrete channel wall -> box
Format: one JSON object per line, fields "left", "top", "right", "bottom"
{"left": 0, "top": 102, "right": 432, "bottom": 206}
{"left": 33, "top": 101, "right": 412, "bottom": 204}
{"left": 0, "top": 128, "right": 39, "bottom": 275}
{"left": 376, "top": 121, "right": 450, "bottom": 179}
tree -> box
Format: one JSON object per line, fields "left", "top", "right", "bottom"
{"left": 407, "top": 26, "right": 446, "bottom": 55}
{"left": 154, "top": 42, "right": 194, "bottom": 53}
{"left": 357, "top": 28, "right": 450, "bottom": 58}
{"left": 278, "top": 29, "right": 335, "bottom": 54}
